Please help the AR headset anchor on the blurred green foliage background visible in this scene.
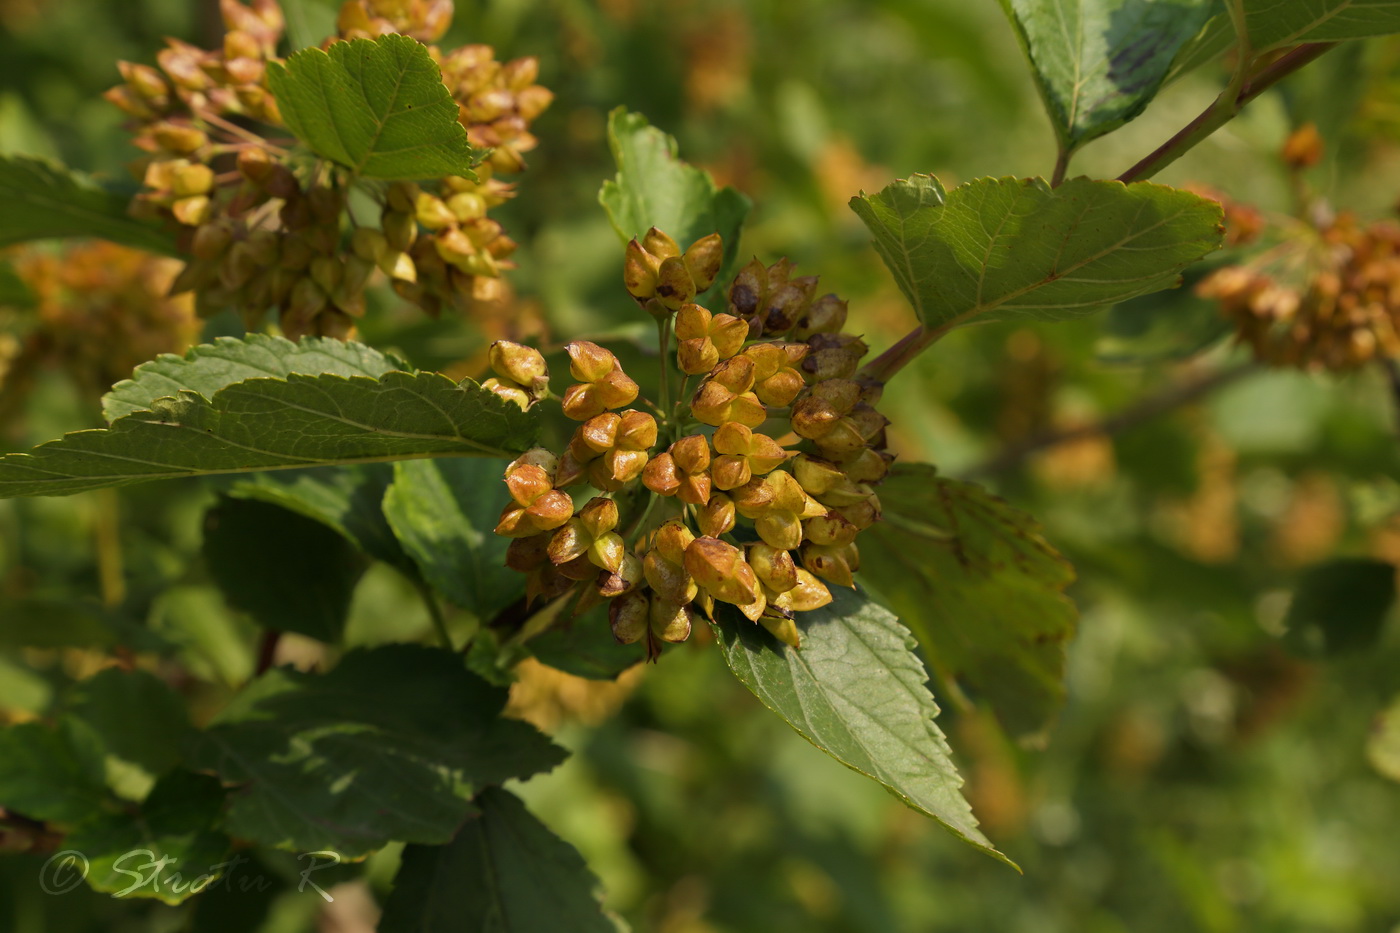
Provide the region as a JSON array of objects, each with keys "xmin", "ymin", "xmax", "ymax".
[{"xmin": 2, "ymin": 1, "xmax": 1400, "ymax": 931}]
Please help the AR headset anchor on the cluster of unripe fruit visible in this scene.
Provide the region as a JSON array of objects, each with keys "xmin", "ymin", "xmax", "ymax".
[
  {"xmin": 0, "ymin": 242, "xmax": 200, "ymax": 416},
  {"xmin": 1190, "ymin": 134, "xmax": 1400, "ymax": 373},
  {"xmin": 1198, "ymin": 197, "xmax": 1400, "ymax": 372},
  {"xmin": 488, "ymin": 230, "xmax": 891, "ymax": 659},
  {"xmin": 106, "ymin": 0, "xmax": 550, "ymax": 338},
  {"xmin": 1201, "ymin": 210, "xmax": 1400, "ymax": 371}
]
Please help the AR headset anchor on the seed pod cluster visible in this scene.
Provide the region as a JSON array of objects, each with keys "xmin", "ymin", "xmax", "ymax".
[
  {"xmin": 493, "ymin": 230, "xmax": 891, "ymax": 660},
  {"xmin": 0, "ymin": 242, "xmax": 200, "ymax": 414},
  {"xmin": 336, "ymin": 0, "xmax": 453, "ymax": 42},
  {"xmin": 107, "ymin": 0, "xmax": 550, "ymax": 338},
  {"xmin": 1202, "ymin": 212, "xmax": 1400, "ymax": 371}
]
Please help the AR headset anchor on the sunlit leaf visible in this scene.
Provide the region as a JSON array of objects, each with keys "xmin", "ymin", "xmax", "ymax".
[
  {"xmin": 713, "ymin": 587, "xmax": 1010, "ymax": 865},
  {"xmin": 383, "ymin": 457, "xmax": 523, "ymax": 618},
  {"xmin": 0, "ymin": 369, "xmax": 538, "ymax": 498},
  {"xmin": 0, "ymin": 155, "xmax": 175, "ymax": 253},
  {"xmin": 599, "ymin": 108, "xmax": 750, "ymax": 296},
  {"xmin": 267, "ymin": 34, "xmax": 480, "ymax": 180},
  {"xmin": 999, "ymin": 0, "xmax": 1218, "ymax": 150},
  {"xmin": 849, "ymin": 174, "xmax": 1223, "ymax": 333},
  {"xmin": 858, "ymin": 467, "xmax": 1078, "ymax": 737},
  {"xmin": 103, "ymin": 334, "xmax": 404, "ymax": 422}
]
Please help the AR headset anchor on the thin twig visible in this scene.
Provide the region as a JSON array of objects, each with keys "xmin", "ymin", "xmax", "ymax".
[
  {"xmin": 1050, "ymin": 147, "xmax": 1071, "ymax": 187},
  {"xmin": 93, "ymin": 488, "xmax": 125, "ymax": 608},
  {"xmin": 860, "ymin": 322, "xmax": 949, "ymax": 385},
  {"xmin": 965, "ymin": 361, "xmax": 1258, "ymax": 478},
  {"xmin": 255, "ymin": 630, "xmax": 281, "ymax": 675},
  {"xmin": 418, "ymin": 584, "xmax": 454, "ymax": 650}
]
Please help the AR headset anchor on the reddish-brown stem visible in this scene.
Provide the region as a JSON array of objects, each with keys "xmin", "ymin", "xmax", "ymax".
[
  {"xmin": 1119, "ymin": 43, "xmax": 1337, "ymax": 184},
  {"xmin": 255, "ymin": 629, "xmax": 281, "ymax": 674},
  {"xmin": 1050, "ymin": 147, "xmax": 1071, "ymax": 187},
  {"xmin": 965, "ymin": 361, "xmax": 1258, "ymax": 477},
  {"xmin": 859, "ymin": 323, "xmax": 948, "ymax": 385}
]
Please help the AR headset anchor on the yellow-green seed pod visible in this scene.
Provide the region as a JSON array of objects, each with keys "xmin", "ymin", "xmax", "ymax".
[
  {"xmin": 771, "ymin": 569, "xmax": 833, "ymax": 613},
  {"xmin": 588, "ymin": 532, "xmax": 627, "ymax": 573},
  {"xmin": 624, "ymin": 238, "xmax": 660, "ymax": 301},
  {"xmin": 489, "ymin": 340, "xmax": 548, "ymax": 390},
  {"xmin": 643, "ymin": 548, "xmax": 698, "ymax": 605},
  {"xmin": 642, "ymin": 227, "xmax": 680, "ymax": 259},
  {"xmin": 749, "ymin": 543, "xmax": 799, "ymax": 594},
  {"xmin": 382, "ymin": 210, "xmax": 418, "ymax": 252},
  {"xmin": 683, "ymin": 233, "xmax": 723, "ymax": 293},
  {"xmin": 610, "ymin": 591, "xmax": 649, "ymax": 644},
  {"xmin": 642, "ymin": 453, "xmax": 681, "ymax": 497},
  {"xmin": 597, "ymin": 552, "xmax": 644, "ymax": 598},
  {"xmin": 804, "ymin": 511, "xmax": 859, "ymax": 548},
  {"xmin": 683, "ymin": 537, "xmax": 759, "ymax": 608},
  {"xmin": 794, "ymin": 293, "xmax": 848, "ymax": 338},
  {"xmin": 415, "ymin": 192, "xmax": 459, "ymax": 230},
  {"xmin": 547, "ymin": 518, "xmax": 591, "ymax": 565},
  {"xmin": 697, "ymin": 493, "xmax": 737, "ymax": 537},
  {"xmin": 760, "ymin": 613, "xmax": 801, "ymax": 648},
  {"xmin": 802, "ymin": 542, "xmax": 859, "ymax": 588},
  {"xmin": 649, "ymin": 598, "xmax": 694, "ymax": 644},
  {"xmin": 655, "ymin": 256, "xmax": 696, "ymax": 312},
  {"xmin": 653, "ymin": 520, "xmax": 695, "ymax": 565}
]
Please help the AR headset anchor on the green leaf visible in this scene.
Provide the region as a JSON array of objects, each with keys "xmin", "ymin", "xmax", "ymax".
[
  {"xmin": 202, "ymin": 496, "xmax": 365, "ymax": 642},
  {"xmin": 999, "ymin": 0, "xmax": 1218, "ymax": 151},
  {"xmin": 383, "ymin": 458, "xmax": 522, "ymax": 618},
  {"xmin": 599, "ymin": 108, "xmax": 751, "ymax": 294},
  {"xmin": 103, "ymin": 334, "xmax": 404, "ymax": 422},
  {"xmin": 185, "ymin": 644, "xmax": 565, "ymax": 858},
  {"xmin": 0, "ymin": 155, "xmax": 176, "ymax": 253},
  {"xmin": 1283, "ymin": 558, "xmax": 1397, "ymax": 657},
  {"xmin": 849, "ymin": 174, "xmax": 1224, "ymax": 334},
  {"xmin": 1244, "ymin": 0, "xmax": 1400, "ymax": 51},
  {"xmin": 379, "ymin": 787, "xmax": 621, "ymax": 933},
  {"xmin": 0, "ymin": 369, "xmax": 539, "ymax": 499},
  {"xmin": 857, "ymin": 468, "xmax": 1078, "ymax": 738},
  {"xmin": 282, "ymin": 0, "xmax": 339, "ymax": 51},
  {"xmin": 102, "ymin": 336, "xmax": 417, "ymax": 567},
  {"xmin": 226, "ymin": 464, "xmax": 416, "ymax": 572},
  {"xmin": 712, "ymin": 587, "xmax": 1009, "ymax": 865},
  {"xmin": 267, "ymin": 34, "xmax": 479, "ymax": 180},
  {"xmin": 65, "ymin": 668, "xmax": 193, "ymax": 776},
  {"xmin": 0, "ymin": 720, "xmax": 110, "ymax": 823},
  {"xmin": 1368, "ymin": 694, "xmax": 1400, "ymax": 782},
  {"xmin": 66, "ymin": 770, "xmax": 231, "ymax": 905}
]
